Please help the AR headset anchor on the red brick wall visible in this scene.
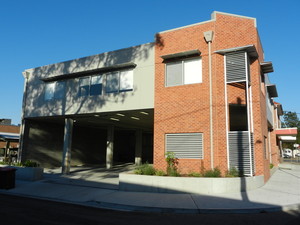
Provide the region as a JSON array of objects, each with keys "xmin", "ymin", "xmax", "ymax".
[
  {"xmin": 154, "ymin": 12, "xmax": 272, "ymax": 179},
  {"xmin": 154, "ymin": 20, "xmax": 214, "ymax": 174},
  {"xmin": 0, "ymin": 125, "xmax": 20, "ymax": 148}
]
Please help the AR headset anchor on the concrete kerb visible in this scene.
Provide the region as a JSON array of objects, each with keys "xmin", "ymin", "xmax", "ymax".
[
  {"xmin": 1, "ymin": 164, "xmax": 300, "ymax": 214},
  {"xmin": 3, "ymin": 188, "xmax": 300, "ymax": 215}
]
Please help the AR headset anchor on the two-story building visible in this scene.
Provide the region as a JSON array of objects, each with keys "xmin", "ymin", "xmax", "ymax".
[{"xmin": 19, "ymin": 11, "xmax": 290, "ymax": 181}]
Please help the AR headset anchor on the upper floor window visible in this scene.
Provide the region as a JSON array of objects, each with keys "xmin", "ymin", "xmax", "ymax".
[
  {"xmin": 79, "ymin": 75, "xmax": 103, "ymax": 97},
  {"xmin": 45, "ymin": 81, "xmax": 66, "ymax": 100},
  {"xmin": 106, "ymin": 69, "xmax": 133, "ymax": 93},
  {"xmin": 165, "ymin": 57, "xmax": 202, "ymax": 87}
]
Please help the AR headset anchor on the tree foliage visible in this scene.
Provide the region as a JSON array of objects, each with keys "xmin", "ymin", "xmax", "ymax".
[{"xmin": 281, "ymin": 111, "xmax": 300, "ymax": 147}]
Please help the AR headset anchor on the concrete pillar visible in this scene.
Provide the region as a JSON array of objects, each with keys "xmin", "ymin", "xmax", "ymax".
[
  {"xmin": 17, "ymin": 119, "xmax": 26, "ymax": 162},
  {"xmin": 4, "ymin": 141, "xmax": 10, "ymax": 159},
  {"xmin": 106, "ymin": 125, "xmax": 114, "ymax": 169},
  {"xmin": 62, "ymin": 118, "xmax": 73, "ymax": 174},
  {"xmin": 135, "ymin": 129, "xmax": 143, "ymax": 165}
]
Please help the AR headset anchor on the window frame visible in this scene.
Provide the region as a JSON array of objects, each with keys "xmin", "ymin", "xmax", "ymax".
[
  {"xmin": 78, "ymin": 74, "xmax": 103, "ymax": 97},
  {"xmin": 44, "ymin": 81, "xmax": 66, "ymax": 101},
  {"xmin": 105, "ymin": 69, "xmax": 134, "ymax": 93},
  {"xmin": 90, "ymin": 75, "xmax": 103, "ymax": 96},
  {"xmin": 165, "ymin": 57, "xmax": 202, "ymax": 87}
]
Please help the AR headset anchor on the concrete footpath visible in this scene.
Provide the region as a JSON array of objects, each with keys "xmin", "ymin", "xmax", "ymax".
[{"xmin": 0, "ymin": 163, "xmax": 300, "ymax": 214}]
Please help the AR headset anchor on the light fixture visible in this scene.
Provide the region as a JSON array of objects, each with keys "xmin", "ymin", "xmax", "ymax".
[
  {"xmin": 110, "ymin": 118, "xmax": 120, "ymax": 121},
  {"xmin": 131, "ymin": 116, "xmax": 140, "ymax": 120},
  {"xmin": 116, "ymin": 113, "xmax": 125, "ymax": 117},
  {"xmin": 140, "ymin": 111, "xmax": 149, "ymax": 115},
  {"xmin": 94, "ymin": 115, "xmax": 100, "ymax": 117}
]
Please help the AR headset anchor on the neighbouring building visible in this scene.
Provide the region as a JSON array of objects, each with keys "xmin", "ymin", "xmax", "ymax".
[
  {"xmin": 19, "ymin": 11, "xmax": 296, "ymax": 181},
  {"xmin": 0, "ymin": 120, "xmax": 20, "ymax": 161}
]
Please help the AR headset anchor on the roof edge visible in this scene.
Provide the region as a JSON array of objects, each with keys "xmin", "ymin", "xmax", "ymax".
[{"xmin": 211, "ymin": 11, "xmax": 257, "ymax": 27}]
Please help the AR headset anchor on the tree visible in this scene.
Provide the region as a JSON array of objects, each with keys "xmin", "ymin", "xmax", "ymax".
[{"xmin": 281, "ymin": 111, "xmax": 300, "ymax": 148}]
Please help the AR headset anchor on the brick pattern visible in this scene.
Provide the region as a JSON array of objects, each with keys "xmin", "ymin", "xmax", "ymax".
[{"xmin": 154, "ymin": 12, "xmax": 276, "ymax": 180}]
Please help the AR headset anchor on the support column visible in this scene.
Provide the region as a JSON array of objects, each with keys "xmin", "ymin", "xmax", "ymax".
[
  {"xmin": 106, "ymin": 125, "xmax": 114, "ymax": 169},
  {"xmin": 135, "ymin": 129, "xmax": 143, "ymax": 165},
  {"xmin": 17, "ymin": 119, "xmax": 26, "ymax": 163},
  {"xmin": 4, "ymin": 141, "xmax": 10, "ymax": 159},
  {"xmin": 62, "ymin": 118, "xmax": 73, "ymax": 174}
]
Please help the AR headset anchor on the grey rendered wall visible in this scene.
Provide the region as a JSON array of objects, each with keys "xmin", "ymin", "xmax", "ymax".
[
  {"xmin": 22, "ymin": 120, "xmax": 64, "ymax": 167},
  {"xmin": 22, "ymin": 120, "xmax": 109, "ymax": 167},
  {"xmin": 23, "ymin": 43, "xmax": 154, "ymax": 118}
]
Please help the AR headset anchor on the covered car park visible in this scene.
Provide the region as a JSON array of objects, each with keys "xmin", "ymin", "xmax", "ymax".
[{"xmin": 20, "ymin": 109, "xmax": 154, "ymax": 172}]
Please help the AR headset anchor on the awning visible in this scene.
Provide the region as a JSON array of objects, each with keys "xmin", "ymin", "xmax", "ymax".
[
  {"xmin": 278, "ymin": 136, "xmax": 297, "ymax": 142},
  {"xmin": 267, "ymin": 84, "xmax": 278, "ymax": 98},
  {"xmin": 260, "ymin": 61, "xmax": 274, "ymax": 73},
  {"xmin": 161, "ymin": 49, "xmax": 201, "ymax": 60},
  {"xmin": 215, "ymin": 45, "xmax": 258, "ymax": 59},
  {"xmin": 275, "ymin": 128, "xmax": 298, "ymax": 143},
  {"xmin": 0, "ymin": 132, "xmax": 20, "ymax": 142},
  {"xmin": 274, "ymin": 102, "xmax": 283, "ymax": 116},
  {"xmin": 40, "ymin": 62, "xmax": 137, "ymax": 82}
]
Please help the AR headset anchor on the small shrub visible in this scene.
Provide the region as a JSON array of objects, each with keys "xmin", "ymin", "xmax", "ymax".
[
  {"xmin": 188, "ymin": 172, "xmax": 202, "ymax": 177},
  {"xmin": 134, "ymin": 163, "xmax": 156, "ymax": 175},
  {"xmin": 13, "ymin": 162, "xmax": 23, "ymax": 167},
  {"xmin": 0, "ymin": 159, "xmax": 39, "ymax": 167},
  {"xmin": 22, "ymin": 160, "xmax": 39, "ymax": 167},
  {"xmin": 155, "ymin": 170, "xmax": 166, "ymax": 176},
  {"xmin": 270, "ymin": 163, "xmax": 274, "ymax": 169},
  {"xmin": 203, "ymin": 167, "xmax": 221, "ymax": 177},
  {"xmin": 226, "ymin": 167, "xmax": 240, "ymax": 177},
  {"xmin": 168, "ymin": 168, "xmax": 181, "ymax": 177},
  {"xmin": 165, "ymin": 152, "xmax": 179, "ymax": 176}
]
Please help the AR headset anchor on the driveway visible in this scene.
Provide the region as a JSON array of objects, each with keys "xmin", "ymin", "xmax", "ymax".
[{"xmin": 43, "ymin": 163, "xmax": 135, "ymax": 190}]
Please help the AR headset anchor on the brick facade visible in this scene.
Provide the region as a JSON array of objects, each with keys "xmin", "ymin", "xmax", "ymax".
[{"xmin": 154, "ymin": 12, "xmax": 277, "ymax": 180}]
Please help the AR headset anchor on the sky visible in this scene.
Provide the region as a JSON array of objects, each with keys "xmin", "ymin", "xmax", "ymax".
[{"xmin": 0, "ymin": 0, "xmax": 300, "ymax": 125}]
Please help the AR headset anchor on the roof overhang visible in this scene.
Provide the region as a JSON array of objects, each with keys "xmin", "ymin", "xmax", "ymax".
[
  {"xmin": 260, "ymin": 61, "xmax": 274, "ymax": 73},
  {"xmin": 0, "ymin": 132, "xmax": 20, "ymax": 142},
  {"xmin": 161, "ymin": 49, "xmax": 201, "ymax": 61},
  {"xmin": 214, "ymin": 45, "xmax": 258, "ymax": 59},
  {"xmin": 276, "ymin": 128, "xmax": 298, "ymax": 143},
  {"xmin": 275, "ymin": 128, "xmax": 298, "ymax": 136},
  {"xmin": 267, "ymin": 84, "xmax": 278, "ymax": 98},
  {"xmin": 278, "ymin": 136, "xmax": 297, "ymax": 142},
  {"xmin": 274, "ymin": 102, "xmax": 283, "ymax": 116}
]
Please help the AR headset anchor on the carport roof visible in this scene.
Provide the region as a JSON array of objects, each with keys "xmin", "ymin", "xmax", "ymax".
[
  {"xmin": 0, "ymin": 132, "xmax": 20, "ymax": 142},
  {"xmin": 27, "ymin": 109, "xmax": 154, "ymax": 132}
]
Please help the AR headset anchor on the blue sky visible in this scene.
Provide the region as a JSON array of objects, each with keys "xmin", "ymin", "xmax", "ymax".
[{"xmin": 1, "ymin": 0, "xmax": 299, "ymax": 125}]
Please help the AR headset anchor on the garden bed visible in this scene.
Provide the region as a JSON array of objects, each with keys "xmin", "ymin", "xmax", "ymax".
[{"xmin": 119, "ymin": 173, "xmax": 264, "ymax": 194}]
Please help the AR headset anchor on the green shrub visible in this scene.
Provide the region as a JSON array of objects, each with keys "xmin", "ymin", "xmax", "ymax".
[
  {"xmin": 22, "ymin": 160, "xmax": 39, "ymax": 167},
  {"xmin": 0, "ymin": 159, "xmax": 39, "ymax": 167},
  {"xmin": 188, "ymin": 172, "xmax": 202, "ymax": 177},
  {"xmin": 134, "ymin": 163, "xmax": 156, "ymax": 175},
  {"xmin": 203, "ymin": 167, "xmax": 221, "ymax": 177},
  {"xmin": 165, "ymin": 152, "xmax": 179, "ymax": 176},
  {"xmin": 168, "ymin": 168, "xmax": 181, "ymax": 177},
  {"xmin": 225, "ymin": 167, "xmax": 240, "ymax": 177},
  {"xmin": 155, "ymin": 170, "xmax": 166, "ymax": 176},
  {"xmin": 270, "ymin": 163, "xmax": 274, "ymax": 169}
]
